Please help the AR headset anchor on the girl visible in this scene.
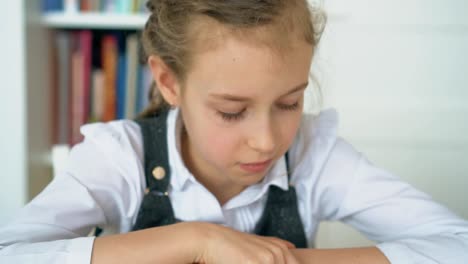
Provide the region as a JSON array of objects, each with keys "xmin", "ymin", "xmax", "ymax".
[{"xmin": 1, "ymin": 0, "xmax": 468, "ymax": 263}]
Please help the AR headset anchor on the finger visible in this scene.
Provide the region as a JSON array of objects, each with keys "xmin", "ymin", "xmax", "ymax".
[
  {"xmin": 268, "ymin": 237, "xmax": 298, "ymax": 264},
  {"xmin": 285, "ymin": 251, "xmax": 301, "ymax": 264},
  {"xmin": 258, "ymin": 237, "xmax": 291, "ymax": 264},
  {"xmin": 265, "ymin": 238, "xmax": 300, "ymax": 264},
  {"xmin": 247, "ymin": 236, "xmax": 284, "ymax": 264},
  {"xmin": 263, "ymin": 236, "xmax": 296, "ymax": 249},
  {"xmin": 270, "ymin": 237, "xmax": 296, "ymax": 249}
]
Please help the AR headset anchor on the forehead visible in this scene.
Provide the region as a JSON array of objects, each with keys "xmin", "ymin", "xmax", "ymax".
[
  {"xmin": 185, "ymin": 33, "xmax": 313, "ymax": 96},
  {"xmin": 187, "ymin": 15, "xmax": 312, "ymax": 66}
]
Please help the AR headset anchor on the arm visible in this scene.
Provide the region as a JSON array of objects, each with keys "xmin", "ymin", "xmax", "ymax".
[
  {"xmin": 293, "ymin": 247, "xmax": 389, "ymax": 264},
  {"xmin": 0, "ymin": 171, "xmax": 105, "ymax": 264},
  {"xmin": 0, "ymin": 122, "xmax": 146, "ymax": 263},
  {"xmin": 315, "ymin": 138, "xmax": 468, "ymax": 263},
  {"xmin": 91, "ymin": 224, "xmax": 390, "ymax": 264},
  {"xmin": 91, "ymin": 223, "xmax": 390, "ymax": 264},
  {"xmin": 91, "ymin": 222, "xmax": 198, "ymax": 264},
  {"xmin": 92, "ymin": 221, "xmax": 302, "ymax": 264}
]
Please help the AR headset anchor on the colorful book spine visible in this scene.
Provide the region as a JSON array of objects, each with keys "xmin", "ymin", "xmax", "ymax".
[
  {"xmin": 140, "ymin": 65, "xmax": 153, "ymax": 112},
  {"xmin": 116, "ymin": 46, "xmax": 127, "ymax": 119},
  {"xmin": 125, "ymin": 34, "xmax": 139, "ymax": 119},
  {"xmin": 92, "ymin": 0, "xmax": 102, "ymax": 12},
  {"xmin": 51, "ymin": 31, "xmax": 152, "ymax": 144},
  {"xmin": 42, "ymin": 0, "xmax": 63, "ymax": 12},
  {"xmin": 80, "ymin": 0, "xmax": 91, "ymax": 12},
  {"xmin": 102, "ymin": 0, "xmax": 117, "ymax": 13},
  {"xmin": 49, "ymin": 31, "xmax": 59, "ymax": 145},
  {"xmin": 70, "ymin": 32, "xmax": 83, "ymax": 146},
  {"xmin": 91, "ymin": 69, "xmax": 105, "ymax": 122},
  {"xmin": 101, "ymin": 35, "xmax": 118, "ymax": 122},
  {"xmin": 63, "ymin": 0, "xmax": 79, "ymax": 13},
  {"xmin": 42, "ymin": 0, "xmax": 147, "ymax": 13},
  {"xmin": 80, "ymin": 31, "xmax": 92, "ymax": 124},
  {"xmin": 55, "ymin": 31, "xmax": 71, "ymax": 145},
  {"xmin": 117, "ymin": 0, "xmax": 130, "ymax": 14}
]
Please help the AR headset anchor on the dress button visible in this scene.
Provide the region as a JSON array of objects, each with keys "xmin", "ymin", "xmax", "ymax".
[{"xmin": 152, "ymin": 166, "xmax": 166, "ymax": 180}]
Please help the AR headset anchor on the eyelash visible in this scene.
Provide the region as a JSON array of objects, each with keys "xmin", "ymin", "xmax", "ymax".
[{"xmin": 218, "ymin": 102, "xmax": 300, "ymax": 122}]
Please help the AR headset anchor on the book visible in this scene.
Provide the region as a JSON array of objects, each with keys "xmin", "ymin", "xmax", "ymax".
[
  {"xmin": 80, "ymin": 30, "xmax": 92, "ymax": 124},
  {"xmin": 125, "ymin": 34, "xmax": 139, "ymax": 119},
  {"xmin": 51, "ymin": 30, "xmax": 152, "ymax": 142},
  {"xmin": 70, "ymin": 32, "xmax": 84, "ymax": 145},
  {"xmin": 55, "ymin": 31, "xmax": 71, "ymax": 144},
  {"xmin": 63, "ymin": 0, "xmax": 79, "ymax": 13},
  {"xmin": 141, "ymin": 65, "xmax": 153, "ymax": 112},
  {"xmin": 80, "ymin": 0, "xmax": 91, "ymax": 12},
  {"xmin": 137, "ymin": 64, "xmax": 152, "ymax": 113},
  {"xmin": 42, "ymin": 0, "xmax": 63, "ymax": 12},
  {"xmin": 91, "ymin": 0, "xmax": 102, "ymax": 12},
  {"xmin": 91, "ymin": 69, "xmax": 105, "ymax": 121},
  {"xmin": 116, "ymin": 35, "xmax": 127, "ymax": 120},
  {"xmin": 42, "ymin": 0, "xmax": 147, "ymax": 13},
  {"xmin": 49, "ymin": 31, "xmax": 59, "ymax": 145},
  {"xmin": 102, "ymin": 0, "xmax": 117, "ymax": 13},
  {"xmin": 117, "ymin": 0, "xmax": 131, "ymax": 14},
  {"xmin": 68, "ymin": 31, "xmax": 92, "ymax": 146},
  {"xmin": 101, "ymin": 35, "xmax": 118, "ymax": 121}
]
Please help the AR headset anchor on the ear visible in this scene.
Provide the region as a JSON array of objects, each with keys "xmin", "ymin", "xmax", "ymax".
[{"xmin": 148, "ymin": 55, "xmax": 182, "ymax": 107}]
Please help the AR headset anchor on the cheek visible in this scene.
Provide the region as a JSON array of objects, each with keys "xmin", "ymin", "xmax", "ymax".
[
  {"xmin": 205, "ymin": 127, "xmax": 240, "ymax": 163},
  {"xmin": 274, "ymin": 111, "xmax": 302, "ymax": 151},
  {"xmin": 185, "ymin": 107, "xmax": 244, "ymax": 166}
]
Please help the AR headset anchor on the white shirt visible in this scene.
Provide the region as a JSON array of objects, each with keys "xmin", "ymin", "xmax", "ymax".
[{"xmin": 1, "ymin": 108, "xmax": 467, "ymax": 264}]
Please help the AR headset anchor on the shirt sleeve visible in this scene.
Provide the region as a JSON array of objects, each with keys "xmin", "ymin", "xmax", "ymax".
[
  {"xmin": 0, "ymin": 121, "xmax": 145, "ymax": 264},
  {"xmin": 319, "ymin": 138, "xmax": 468, "ymax": 263}
]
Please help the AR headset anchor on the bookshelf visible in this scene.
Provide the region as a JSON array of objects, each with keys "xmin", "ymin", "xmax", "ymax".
[
  {"xmin": 41, "ymin": 12, "xmax": 149, "ymax": 29},
  {"xmin": 6, "ymin": 1, "xmax": 150, "ymax": 207}
]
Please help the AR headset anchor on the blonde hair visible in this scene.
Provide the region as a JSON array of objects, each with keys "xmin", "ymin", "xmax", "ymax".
[{"xmin": 139, "ymin": 0, "xmax": 326, "ymax": 118}]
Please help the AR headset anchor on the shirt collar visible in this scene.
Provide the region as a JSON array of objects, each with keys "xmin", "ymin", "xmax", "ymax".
[
  {"xmin": 223, "ymin": 155, "xmax": 289, "ymax": 210},
  {"xmin": 166, "ymin": 108, "xmax": 289, "ymax": 207}
]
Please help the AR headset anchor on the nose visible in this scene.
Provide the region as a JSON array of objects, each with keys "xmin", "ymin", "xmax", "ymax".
[{"xmin": 247, "ymin": 115, "xmax": 276, "ymax": 154}]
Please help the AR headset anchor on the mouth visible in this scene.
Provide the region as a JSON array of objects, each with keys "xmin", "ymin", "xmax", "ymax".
[{"xmin": 239, "ymin": 159, "xmax": 273, "ymax": 174}]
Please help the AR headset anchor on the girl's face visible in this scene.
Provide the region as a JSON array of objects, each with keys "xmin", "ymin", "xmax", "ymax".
[{"xmin": 179, "ymin": 35, "xmax": 314, "ymax": 191}]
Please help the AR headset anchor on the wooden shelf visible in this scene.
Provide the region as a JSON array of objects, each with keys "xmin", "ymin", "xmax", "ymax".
[{"xmin": 41, "ymin": 12, "xmax": 149, "ymax": 29}]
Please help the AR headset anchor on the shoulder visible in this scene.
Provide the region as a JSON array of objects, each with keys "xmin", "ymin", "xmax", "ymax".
[
  {"xmin": 79, "ymin": 119, "xmax": 143, "ymax": 160},
  {"xmin": 290, "ymin": 109, "xmax": 365, "ymax": 219},
  {"xmin": 66, "ymin": 119, "xmax": 146, "ymax": 193},
  {"xmin": 290, "ymin": 108, "xmax": 345, "ymax": 170},
  {"xmin": 39, "ymin": 120, "xmax": 147, "ymax": 231},
  {"xmin": 290, "ymin": 108, "xmax": 362, "ymax": 189}
]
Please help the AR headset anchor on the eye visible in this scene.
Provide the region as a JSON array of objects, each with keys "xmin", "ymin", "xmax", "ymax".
[
  {"xmin": 217, "ymin": 109, "xmax": 246, "ymax": 122},
  {"xmin": 278, "ymin": 101, "xmax": 300, "ymax": 111}
]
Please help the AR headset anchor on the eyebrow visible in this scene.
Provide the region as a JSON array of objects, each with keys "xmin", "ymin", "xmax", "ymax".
[{"xmin": 210, "ymin": 82, "xmax": 309, "ymax": 102}]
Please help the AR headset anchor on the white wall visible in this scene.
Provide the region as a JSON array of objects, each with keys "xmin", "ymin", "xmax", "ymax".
[
  {"xmin": 310, "ymin": 0, "xmax": 468, "ymax": 248},
  {"xmin": 0, "ymin": 2, "xmax": 27, "ymax": 225}
]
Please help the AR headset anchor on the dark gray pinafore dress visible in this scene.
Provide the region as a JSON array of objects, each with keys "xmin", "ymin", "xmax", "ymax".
[{"xmin": 131, "ymin": 109, "xmax": 308, "ymax": 248}]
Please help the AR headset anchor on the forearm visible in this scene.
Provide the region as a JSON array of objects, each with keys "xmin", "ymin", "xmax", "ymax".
[
  {"xmin": 91, "ymin": 222, "xmax": 198, "ymax": 264},
  {"xmin": 292, "ymin": 247, "xmax": 390, "ymax": 264}
]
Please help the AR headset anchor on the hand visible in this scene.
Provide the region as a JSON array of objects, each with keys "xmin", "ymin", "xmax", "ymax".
[{"xmin": 190, "ymin": 222, "xmax": 300, "ymax": 264}]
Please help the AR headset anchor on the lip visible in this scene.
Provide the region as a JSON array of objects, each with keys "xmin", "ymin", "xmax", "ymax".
[{"xmin": 239, "ymin": 159, "xmax": 272, "ymax": 174}]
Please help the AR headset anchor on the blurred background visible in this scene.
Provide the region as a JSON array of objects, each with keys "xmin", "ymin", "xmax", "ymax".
[{"xmin": 0, "ymin": 0, "xmax": 467, "ymax": 248}]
